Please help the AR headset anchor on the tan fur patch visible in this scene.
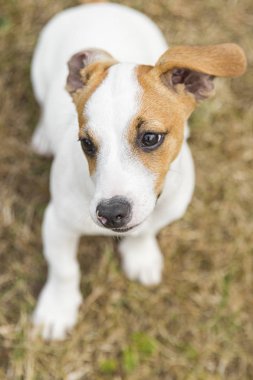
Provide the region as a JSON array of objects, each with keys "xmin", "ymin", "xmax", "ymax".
[
  {"xmin": 79, "ymin": 130, "xmax": 100, "ymax": 176},
  {"xmin": 128, "ymin": 65, "xmax": 196, "ymax": 195},
  {"xmin": 156, "ymin": 43, "xmax": 247, "ymax": 78},
  {"xmin": 71, "ymin": 60, "xmax": 116, "ymax": 175},
  {"xmin": 129, "ymin": 43, "xmax": 246, "ymax": 195}
]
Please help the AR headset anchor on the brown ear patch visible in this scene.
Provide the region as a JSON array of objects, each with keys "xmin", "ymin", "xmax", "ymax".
[
  {"xmin": 156, "ymin": 43, "xmax": 247, "ymax": 102},
  {"xmin": 66, "ymin": 48, "xmax": 115, "ymax": 96},
  {"xmin": 156, "ymin": 43, "xmax": 247, "ymax": 78}
]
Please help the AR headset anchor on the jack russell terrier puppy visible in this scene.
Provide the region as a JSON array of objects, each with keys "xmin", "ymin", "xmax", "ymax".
[{"xmin": 31, "ymin": 2, "xmax": 246, "ymax": 339}]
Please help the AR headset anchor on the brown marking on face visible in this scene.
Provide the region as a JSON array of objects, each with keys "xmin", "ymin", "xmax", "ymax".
[
  {"xmin": 128, "ymin": 65, "xmax": 196, "ymax": 195},
  {"xmin": 71, "ymin": 60, "xmax": 116, "ymax": 175},
  {"xmin": 73, "ymin": 61, "xmax": 115, "ymax": 126},
  {"xmin": 129, "ymin": 44, "xmax": 246, "ymax": 195},
  {"xmin": 79, "ymin": 129, "xmax": 99, "ymax": 175}
]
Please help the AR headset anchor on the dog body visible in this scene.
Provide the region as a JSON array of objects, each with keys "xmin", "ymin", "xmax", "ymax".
[{"xmin": 31, "ymin": 3, "xmax": 246, "ymax": 339}]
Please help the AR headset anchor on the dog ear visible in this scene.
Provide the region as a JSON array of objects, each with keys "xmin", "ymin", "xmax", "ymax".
[
  {"xmin": 66, "ymin": 48, "xmax": 115, "ymax": 95},
  {"xmin": 155, "ymin": 43, "xmax": 247, "ymax": 101}
]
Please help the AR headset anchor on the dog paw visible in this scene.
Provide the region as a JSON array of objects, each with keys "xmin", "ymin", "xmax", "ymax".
[
  {"xmin": 32, "ymin": 283, "xmax": 82, "ymax": 340},
  {"xmin": 119, "ymin": 236, "xmax": 163, "ymax": 286},
  {"xmin": 123, "ymin": 257, "xmax": 162, "ymax": 286}
]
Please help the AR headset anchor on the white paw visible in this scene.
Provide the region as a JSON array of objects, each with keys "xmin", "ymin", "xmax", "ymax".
[
  {"xmin": 119, "ymin": 236, "xmax": 163, "ymax": 286},
  {"xmin": 32, "ymin": 282, "xmax": 82, "ymax": 340},
  {"xmin": 31, "ymin": 125, "xmax": 52, "ymax": 156}
]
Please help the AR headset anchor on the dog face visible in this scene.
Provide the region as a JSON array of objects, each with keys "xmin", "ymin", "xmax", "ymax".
[{"xmin": 66, "ymin": 44, "xmax": 246, "ymax": 232}]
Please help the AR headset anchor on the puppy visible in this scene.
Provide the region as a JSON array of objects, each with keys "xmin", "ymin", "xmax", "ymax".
[{"xmin": 31, "ymin": 2, "xmax": 246, "ymax": 339}]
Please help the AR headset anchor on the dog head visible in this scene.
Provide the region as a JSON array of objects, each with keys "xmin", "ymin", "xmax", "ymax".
[{"xmin": 66, "ymin": 44, "xmax": 246, "ymax": 232}]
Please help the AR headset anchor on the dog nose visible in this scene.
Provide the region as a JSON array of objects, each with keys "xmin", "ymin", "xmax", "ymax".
[{"xmin": 96, "ymin": 196, "xmax": 132, "ymax": 229}]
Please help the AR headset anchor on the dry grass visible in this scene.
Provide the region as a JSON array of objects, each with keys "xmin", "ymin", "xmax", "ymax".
[{"xmin": 0, "ymin": 0, "xmax": 253, "ymax": 379}]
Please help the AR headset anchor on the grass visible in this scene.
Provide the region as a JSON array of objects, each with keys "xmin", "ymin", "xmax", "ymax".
[{"xmin": 0, "ymin": 0, "xmax": 253, "ymax": 379}]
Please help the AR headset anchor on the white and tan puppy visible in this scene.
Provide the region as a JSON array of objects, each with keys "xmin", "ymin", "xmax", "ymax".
[{"xmin": 31, "ymin": 2, "xmax": 246, "ymax": 339}]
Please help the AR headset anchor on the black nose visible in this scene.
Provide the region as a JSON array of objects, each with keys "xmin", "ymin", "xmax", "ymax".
[{"xmin": 96, "ymin": 196, "xmax": 132, "ymax": 229}]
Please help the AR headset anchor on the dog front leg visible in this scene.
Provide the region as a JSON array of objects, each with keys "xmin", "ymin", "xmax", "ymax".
[
  {"xmin": 33, "ymin": 203, "xmax": 82, "ymax": 340},
  {"xmin": 119, "ymin": 235, "xmax": 163, "ymax": 286}
]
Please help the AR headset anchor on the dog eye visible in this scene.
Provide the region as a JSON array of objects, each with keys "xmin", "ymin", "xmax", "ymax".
[
  {"xmin": 80, "ymin": 137, "xmax": 96, "ymax": 156},
  {"xmin": 139, "ymin": 132, "xmax": 165, "ymax": 151}
]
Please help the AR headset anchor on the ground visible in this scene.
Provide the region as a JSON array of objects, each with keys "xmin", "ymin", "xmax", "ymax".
[{"xmin": 0, "ymin": 0, "xmax": 253, "ymax": 379}]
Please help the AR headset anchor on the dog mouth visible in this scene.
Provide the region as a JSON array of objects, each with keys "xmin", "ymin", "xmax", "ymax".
[{"xmin": 111, "ymin": 224, "xmax": 138, "ymax": 233}]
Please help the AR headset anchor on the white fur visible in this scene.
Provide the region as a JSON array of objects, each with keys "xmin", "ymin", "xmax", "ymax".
[{"xmin": 31, "ymin": 3, "xmax": 195, "ymax": 340}]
